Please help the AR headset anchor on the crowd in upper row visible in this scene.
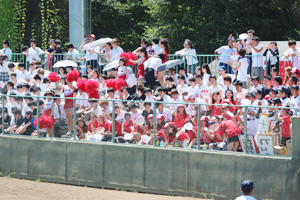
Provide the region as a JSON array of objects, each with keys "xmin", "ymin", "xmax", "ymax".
[{"xmin": 0, "ymin": 29, "xmax": 298, "ymax": 151}]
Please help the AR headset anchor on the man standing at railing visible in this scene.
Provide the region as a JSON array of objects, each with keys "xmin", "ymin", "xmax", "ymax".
[
  {"xmin": 214, "ymin": 36, "xmax": 237, "ymax": 74},
  {"xmin": 79, "ymin": 34, "xmax": 99, "ymax": 70},
  {"xmin": 45, "ymin": 39, "xmax": 63, "ymax": 68},
  {"xmin": 247, "ymin": 37, "xmax": 264, "ymax": 83},
  {"xmin": 283, "ymin": 40, "xmax": 299, "ymax": 69}
]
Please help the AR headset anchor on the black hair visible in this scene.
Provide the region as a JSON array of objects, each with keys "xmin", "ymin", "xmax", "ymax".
[
  {"xmin": 144, "ymin": 88, "xmax": 152, "ymax": 93},
  {"xmin": 165, "ymin": 75, "xmax": 173, "ymax": 82},
  {"xmin": 270, "ymin": 41, "xmax": 277, "ymax": 46},
  {"xmin": 288, "ymin": 40, "xmax": 296, "ymax": 46},
  {"xmin": 271, "ymin": 67, "xmax": 278, "ymax": 73},
  {"xmin": 119, "ymin": 58, "xmax": 126, "ymax": 66},
  {"xmin": 66, "ymin": 43, "xmax": 74, "ymax": 49},
  {"xmin": 152, "ymin": 37, "xmax": 159, "ymax": 44},
  {"xmin": 20, "ymin": 45, "xmax": 29, "ymax": 52},
  {"xmin": 209, "ymin": 75, "xmax": 217, "ymax": 80},
  {"xmin": 140, "ymin": 38, "xmax": 148, "ymax": 46},
  {"xmin": 234, "ymin": 80, "xmax": 243, "ymax": 86},
  {"xmin": 8, "ymin": 63, "xmax": 15, "ymax": 68},
  {"xmin": 238, "ymin": 48, "xmax": 246, "ymax": 57},
  {"xmin": 290, "ymin": 75, "xmax": 298, "ymax": 84},
  {"xmin": 200, "ymin": 63, "xmax": 212, "ymax": 75},
  {"xmin": 59, "ymin": 67, "xmax": 67, "ymax": 74},
  {"xmin": 159, "ymin": 38, "xmax": 169, "ymax": 53},
  {"xmin": 10, "ymin": 73, "xmax": 17, "ymax": 77},
  {"xmin": 140, "ymin": 46, "xmax": 148, "ymax": 59},
  {"xmin": 2, "ymin": 40, "xmax": 9, "ymax": 45},
  {"xmin": 247, "ymin": 29, "xmax": 255, "ymax": 35},
  {"xmin": 7, "ymin": 81, "xmax": 14, "ymax": 87},
  {"xmin": 12, "ymin": 108, "xmax": 21, "ymax": 115},
  {"xmin": 144, "ymin": 102, "xmax": 151, "ymax": 106},
  {"xmin": 100, "ymin": 74, "xmax": 107, "ymax": 79},
  {"xmin": 178, "ymin": 74, "xmax": 185, "ymax": 81},
  {"xmin": 33, "ymin": 74, "xmax": 41, "ymax": 80},
  {"xmin": 274, "ymin": 76, "xmax": 282, "ymax": 85},
  {"xmin": 251, "ymin": 76, "xmax": 259, "ymax": 81},
  {"xmin": 157, "ymin": 87, "xmax": 166, "ymax": 93},
  {"xmin": 264, "ymin": 75, "xmax": 271, "ymax": 80},
  {"xmin": 18, "ymin": 63, "xmax": 25, "ymax": 68},
  {"xmin": 196, "ymin": 75, "xmax": 203, "ymax": 79},
  {"xmin": 158, "ymin": 53, "xmax": 165, "ymax": 61},
  {"xmin": 189, "ymin": 76, "xmax": 196, "ymax": 82},
  {"xmin": 17, "ymin": 84, "xmax": 22, "ymax": 89},
  {"xmin": 30, "ymin": 38, "xmax": 37, "ymax": 44},
  {"xmin": 107, "ymin": 88, "xmax": 114, "ymax": 93},
  {"xmin": 224, "ymin": 75, "xmax": 232, "ymax": 83},
  {"xmin": 252, "ymin": 36, "xmax": 260, "ymax": 41},
  {"xmin": 225, "ymin": 89, "xmax": 234, "ymax": 102},
  {"xmin": 121, "ymin": 86, "xmax": 128, "ymax": 92}
]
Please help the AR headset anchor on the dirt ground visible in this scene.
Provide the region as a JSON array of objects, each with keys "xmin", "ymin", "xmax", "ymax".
[{"xmin": 0, "ymin": 177, "xmax": 206, "ymax": 200}]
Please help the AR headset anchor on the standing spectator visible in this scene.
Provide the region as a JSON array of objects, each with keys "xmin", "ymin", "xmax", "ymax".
[
  {"xmin": 214, "ymin": 36, "xmax": 237, "ymax": 74},
  {"xmin": 151, "ymin": 37, "xmax": 162, "ymax": 55},
  {"xmin": 130, "ymin": 47, "xmax": 148, "ymax": 86},
  {"xmin": 110, "ymin": 38, "xmax": 123, "ymax": 61},
  {"xmin": 21, "ymin": 45, "xmax": 40, "ymax": 67},
  {"xmin": 248, "ymin": 36, "xmax": 264, "ymax": 82},
  {"xmin": 283, "ymin": 40, "xmax": 299, "ymax": 69},
  {"xmin": 263, "ymin": 41, "xmax": 279, "ymax": 75},
  {"xmin": 0, "ymin": 55, "xmax": 9, "ymax": 82},
  {"xmin": 29, "ymin": 38, "xmax": 44, "ymax": 62},
  {"xmin": 0, "ymin": 40, "xmax": 12, "ymax": 61},
  {"xmin": 227, "ymin": 49, "xmax": 249, "ymax": 89},
  {"xmin": 235, "ymin": 180, "xmax": 256, "ymax": 200},
  {"xmin": 46, "ymin": 39, "xmax": 63, "ymax": 64},
  {"xmin": 79, "ymin": 34, "xmax": 99, "ymax": 70},
  {"xmin": 175, "ymin": 39, "xmax": 199, "ymax": 74},
  {"xmin": 66, "ymin": 43, "xmax": 80, "ymax": 62}
]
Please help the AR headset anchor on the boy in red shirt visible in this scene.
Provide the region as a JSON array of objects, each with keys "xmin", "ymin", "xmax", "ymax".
[{"xmin": 276, "ymin": 107, "xmax": 291, "ymax": 146}]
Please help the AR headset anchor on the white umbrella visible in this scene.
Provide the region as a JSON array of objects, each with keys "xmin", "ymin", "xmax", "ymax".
[
  {"xmin": 134, "ymin": 116, "xmax": 145, "ymax": 126},
  {"xmin": 89, "ymin": 38, "xmax": 112, "ymax": 48},
  {"xmin": 161, "ymin": 59, "xmax": 184, "ymax": 70},
  {"xmin": 209, "ymin": 124, "xmax": 219, "ymax": 132},
  {"xmin": 103, "ymin": 60, "xmax": 119, "ymax": 71},
  {"xmin": 53, "ymin": 60, "xmax": 77, "ymax": 68},
  {"xmin": 239, "ymin": 33, "xmax": 248, "ymax": 40}
]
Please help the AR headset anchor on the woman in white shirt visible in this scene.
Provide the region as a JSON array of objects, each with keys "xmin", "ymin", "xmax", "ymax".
[
  {"xmin": 175, "ymin": 39, "xmax": 199, "ymax": 74},
  {"xmin": 110, "ymin": 39, "xmax": 123, "ymax": 61}
]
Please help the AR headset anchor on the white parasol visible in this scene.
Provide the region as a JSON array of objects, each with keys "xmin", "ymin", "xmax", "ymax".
[
  {"xmin": 53, "ymin": 60, "xmax": 78, "ymax": 68},
  {"xmin": 89, "ymin": 38, "xmax": 112, "ymax": 48},
  {"xmin": 103, "ymin": 60, "xmax": 119, "ymax": 71}
]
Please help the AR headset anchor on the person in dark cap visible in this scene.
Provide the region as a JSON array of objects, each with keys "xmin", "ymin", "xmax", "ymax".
[
  {"xmin": 45, "ymin": 39, "xmax": 63, "ymax": 64},
  {"xmin": 268, "ymin": 88, "xmax": 278, "ymax": 100},
  {"xmin": 277, "ymin": 86, "xmax": 290, "ymax": 106},
  {"xmin": 235, "ymin": 180, "xmax": 256, "ymax": 200}
]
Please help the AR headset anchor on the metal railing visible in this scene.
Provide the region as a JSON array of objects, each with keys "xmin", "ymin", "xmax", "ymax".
[
  {"xmin": 0, "ymin": 94, "xmax": 295, "ymax": 157},
  {"xmin": 7, "ymin": 52, "xmax": 298, "ymax": 80}
]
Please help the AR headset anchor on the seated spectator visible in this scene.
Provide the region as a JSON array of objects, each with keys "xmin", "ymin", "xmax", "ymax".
[
  {"xmin": 208, "ymin": 75, "xmax": 222, "ymax": 97},
  {"xmin": 170, "ymin": 89, "xmax": 184, "ymax": 112},
  {"xmin": 173, "ymin": 104, "xmax": 189, "ymax": 129},
  {"xmin": 76, "ymin": 118, "xmax": 88, "ymax": 140},
  {"xmin": 250, "ymin": 76, "xmax": 262, "ymax": 92},
  {"xmin": 16, "ymin": 111, "xmax": 36, "ymax": 136},
  {"xmin": 5, "ymin": 108, "xmax": 24, "ymax": 134},
  {"xmin": 165, "ymin": 75, "xmax": 176, "ymax": 96}
]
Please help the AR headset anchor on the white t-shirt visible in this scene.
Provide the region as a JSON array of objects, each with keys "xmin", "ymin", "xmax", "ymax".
[
  {"xmin": 0, "ymin": 60, "xmax": 9, "ymax": 73},
  {"xmin": 156, "ymin": 108, "xmax": 172, "ymax": 122},
  {"xmin": 235, "ymin": 195, "xmax": 257, "ymax": 200},
  {"xmin": 237, "ymin": 57, "xmax": 249, "ymax": 82},
  {"xmin": 250, "ymin": 84, "xmax": 262, "ymax": 92},
  {"xmin": 176, "ymin": 84, "xmax": 189, "ymax": 95},
  {"xmin": 284, "ymin": 48, "xmax": 299, "ymax": 69},
  {"xmin": 91, "ymin": 106, "xmax": 102, "ymax": 116},
  {"xmin": 76, "ymin": 92, "xmax": 90, "ymax": 108},
  {"xmin": 1, "ymin": 47, "xmax": 12, "ymax": 60},
  {"xmin": 28, "ymin": 47, "xmax": 42, "ymax": 63},
  {"xmin": 222, "ymin": 84, "xmax": 236, "ymax": 99},
  {"xmin": 116, "ymin": 109, "xmax": 126, "ymax": 124},
  {"xmin": 170, "ymin": 96, "xmax": 184, "ymax": 111},
  {"xmin": 67, "ymin": 48, "xmax": 79, "ymax": 60},
  {"xmin": 152, "ymin": 44, "xmax": 162, "ymax": 55},
  {"xmin": 202, "ymin": 73, "xmax": 211, "ymax": 85},
  {"xmin": 19, "ymin": 70, "xmax": 31, "ymax": 81},
  {"xmin": 252, "ymin": 43, "xmax": 264, "ymax": 67},
  {"xmin": 130, "ymin": 109, "xmax": 142, "ymax": 121},
  {"xmin": 194, "ymin": 83, "xmax": 209, "ymax": 98},
  {"xmin": 175, "ymin": 48, "xmax": 198, "ymax": 65},
  {"xmin": 217, "ymin": 76, "xmax": 224, "ymax": 88},
  {"xmin": 216, "ymin": 45, "xmax": 236, "ymax": 63},
  {"xmin": 81, "ymin": 43, "xmax": 98, "ymax": 61},
  {"xmin": 111, "ymin": 46, "xmax": 123, "ymax": 61},
  {"xmin": 209, "ymin": 84, "xmax": 222, "ymax": 95},
  {"xmin": 290, "ymin": 95, "xmax": 299, "ymax": 108}
]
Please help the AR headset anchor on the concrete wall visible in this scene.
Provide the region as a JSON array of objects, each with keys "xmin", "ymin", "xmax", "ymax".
[{"xmin": 1, "ymin": 117, "xmax": 300, "ymax": 199}]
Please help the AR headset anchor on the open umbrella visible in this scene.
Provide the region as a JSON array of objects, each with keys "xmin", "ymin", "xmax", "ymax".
[
  {"xmin": 161, "ymin": 59, "xmax": 184, "ymax": 70},
  {"xmin": 103, "ymin": 60, "xmax": 119, "ymax": 71},
  {"xmin": 89, "ymin": 38, "xmax": 112, "ymax": 48},
  {"xmin": 53, "ymin": 60, "xmax": 77, "ymax": 68}
]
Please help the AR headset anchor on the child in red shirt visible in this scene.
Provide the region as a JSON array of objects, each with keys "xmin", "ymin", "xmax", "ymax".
[
  {"xmin": 174, "ymin": 104, "xmax": 189, "ymax": 129},
  {"xmin": 278, "ymin": 107, "xmax": 291, "ymax": 146}
]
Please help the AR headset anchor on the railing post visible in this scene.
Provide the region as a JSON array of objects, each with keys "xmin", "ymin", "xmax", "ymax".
[
  {"xmin": 153, "ymin": 102, "xmax": 157, "ymax": 146},
  {"xmin": 36, "ymin": 97, "xmax": 40, "ymax": 137},
  {"xmin": 197, "ymin": 105, "xmax": 201, "ymax": 150},
  {"xmin": 112, "ymin": 101, "xmax": 115, "ymax": 143},
  {"xmin": 244, "ymin": 106, "xmax": 248, "ymax": 153},
  {"xmin": 73, "ymin": 98, "xmax": 76, "ymax": 140},
  {"xmin": 1, "ymin": 94, "xmax": 4, "ymax": 134}
]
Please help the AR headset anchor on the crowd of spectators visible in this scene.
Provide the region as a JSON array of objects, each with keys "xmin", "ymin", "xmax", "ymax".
[{"xmin": 0, "ymin": 29, "xmax": 298, "ymax": 152}]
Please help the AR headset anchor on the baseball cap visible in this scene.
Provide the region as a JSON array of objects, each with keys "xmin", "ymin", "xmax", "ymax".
[
  {"xmin": 228, "ymin": 37, "xmax": 235, "ymax": 41},
  {"xmin": 245, "ymin": 93, "xmax": 255, "ymax": 98},
  {"xmin": 272, "ymin": 97, "xmax": 281, "ymax": 104},
  {"xmin": 241, "ymin": 180, "xmax": 254, "ymax": 193},
  {"xmin": 156, "ymin": 114, "xmax": 165, "ymax": 121},
  {"xmin": 277, "ymin": 86, "xmax": 287, "ymax": 93},
  {"xmin": 178, "ymin": 104, "xmax": 185, "ymax": 108},
  {"xmin": 200, "ymin": 116, "xmax": 209, "ymax": 121},
  {"xmin": 49, "ymin": 39, "xmax": 56, "ymax": 43},
  {"xmin": 291, "ymin": 85, "xmax": 299, "ymax": 90},
  {"xmin": 291, "ymin": 68, "xmax": 300, "ymax": 73},
  {"xmin": 218, "ymin": 66, "xmax": 226, "ymax": 71},
  {"xmin": 147, "ymin": 114, "xmax": 154, "ymax": 120},
  {"xmin": 88, "ymin": 34, "xmax": 96, "ymax": 40}
]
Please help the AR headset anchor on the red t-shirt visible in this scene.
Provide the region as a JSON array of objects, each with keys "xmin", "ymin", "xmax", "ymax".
[
  {"xmin": 218, "ymin": 120, "xmax": 241, "ymax": 139},
  {"xmin": 211, "ymin": 106, "xmax": 222, "ymax": 116},
  {"xmin": 174, "ymin": 113, "xmax": 189, "ymax": 129},
  {"xmin": 108, "ymin": 121, "xmax": 122, "ymax": 136},
  {"xmin": 178, "ymin": 132, "xmax": 189, "ymax": 141},
  {"xmin": 87, "ymin": 121, "xmax": 100, "ymax": 132},
  {"xmin": 133, "ymin": 125, "xmax": 148, "ymax": 135},
  {"xmin": 98, "ymin": 121, "xmax": 110, "ymax": 132},
  {"xmin": 186, "ymin": 130, "xmax": 196, "ymax": 141},
  {"xmin": 281, "ymin": 115, "xmax": 291, "ymax": 138},
  {"xmin": 123, "ymin": 121, "xmax": 134, "ymax": 133},
  {"xmin": 213, "ymin": 129, "xmax": 224, "ymax": 143}
]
